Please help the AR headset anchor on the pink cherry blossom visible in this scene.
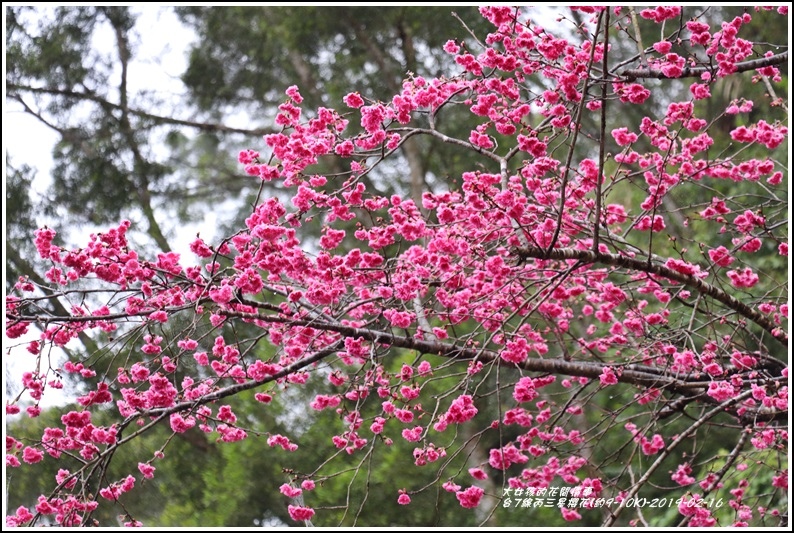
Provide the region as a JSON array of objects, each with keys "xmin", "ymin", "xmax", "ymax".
[
  {"xmin": 455, "ymin": 486, "xmax": 484, "ymax": 509},
  {"xmin": 288, "ymin": 505, "xmax": 315, "ymax": 522}
]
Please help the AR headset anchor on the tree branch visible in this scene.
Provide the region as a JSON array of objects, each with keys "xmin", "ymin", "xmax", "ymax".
[
  {"xmin": 603, "ymin": 388, "xmax": 757, "ymax": 526},
  {"xmin": 6, "ymin": 83, "xmax": 274, "ymax": 136},
  {"xmin": 619, "ymin": 52, "xmax": 788, "ymax": 81},
  {"xmin": 213, "ymin": 307, "xmax": 786, "ymax": 415},
  {"xmin": 677, "ymin": 427, "xmax": 750, "ymax": 526},
  {"xmin": 593, "ymin": 9, "xmax": 609, "ymax": 253},
  {"xmin": 547, "ymin": 10, "xmax": 603, "ymax": 253},
  {"xmin": 6, "ymin": 244, "xmax": 100, "ymax": 356},
  {"xmin": 512, "ymin": 245, "xmax": 787, "ymax": 345}
]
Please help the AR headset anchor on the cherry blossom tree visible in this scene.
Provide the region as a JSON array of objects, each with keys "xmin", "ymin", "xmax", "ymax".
[{"xmin": 5, "ymin": 6, "xmax": 789, "ymax": 527}]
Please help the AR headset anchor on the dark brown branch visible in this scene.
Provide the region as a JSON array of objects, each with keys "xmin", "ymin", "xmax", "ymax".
[
  {"xmin": 215, "ymin": 308, "xmax": 786, "ymax": 411},
  {"xmin": 512, "ymin": 245, "xmax": 787, "ymax": 345},
  {"xmin": 22, "ymin": 294, "xmax": 780, "ymax": 401},
  {"xmin": 619, "ymin": 51, "xmax": 788, "ymax": 81},
  {"xmin": 6, "ymin": 83, "xmax": 274, "ymax": 136}
]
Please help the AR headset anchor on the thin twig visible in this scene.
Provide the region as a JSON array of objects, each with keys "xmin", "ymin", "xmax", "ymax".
[
  {"xmin": 451, "ymin": 11, "xmax": 486, "ymax": 49},
  {"xmin": 602, "ymin": 388, "xmax": 756, "ymax": 526},
  {"xmin": 547, "ymin": 10, "xmax": 604, "ymax": 254},
  {"xmin": 593, "ymin": 9, "xmax": 609, "ymax": 253},
  {"xmin": 677, "ymin": 428, "xmax": 750, "ymax": 527}
]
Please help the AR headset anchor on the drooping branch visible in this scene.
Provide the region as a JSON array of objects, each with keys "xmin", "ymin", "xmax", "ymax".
[
  {"xmin": 125, "ymin": 341, "xmax": 344, "ymax": 422},
  {"xmin": 69, "ymin": 302, "xmax": 779, "ymax": 469},
  {"xmin": 13, "ymin": 296, "xmax": 784, "ymax": 409},
  {"xmin": 512, "ymin": 245, "xmax": 787, "ymax": 345},
  {"xmin": 619, "ymin": 51, "xmax": 788, "ymax": 81}
]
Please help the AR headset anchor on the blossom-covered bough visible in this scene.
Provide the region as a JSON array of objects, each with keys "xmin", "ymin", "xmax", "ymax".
[{"xmin": 5, "ymin": 6, "xmax": 788, "ymax": 527}]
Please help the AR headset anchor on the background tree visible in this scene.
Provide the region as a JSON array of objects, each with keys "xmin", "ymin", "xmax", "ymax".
[{"xmin": 5, "ymin": 5, "xmax": 789, "ymax": 527}]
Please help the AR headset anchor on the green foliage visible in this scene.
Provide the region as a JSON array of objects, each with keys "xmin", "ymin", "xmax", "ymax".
[{"xmin": 176, "ymin": 7, "xmax": 491, "ymax": 109}]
